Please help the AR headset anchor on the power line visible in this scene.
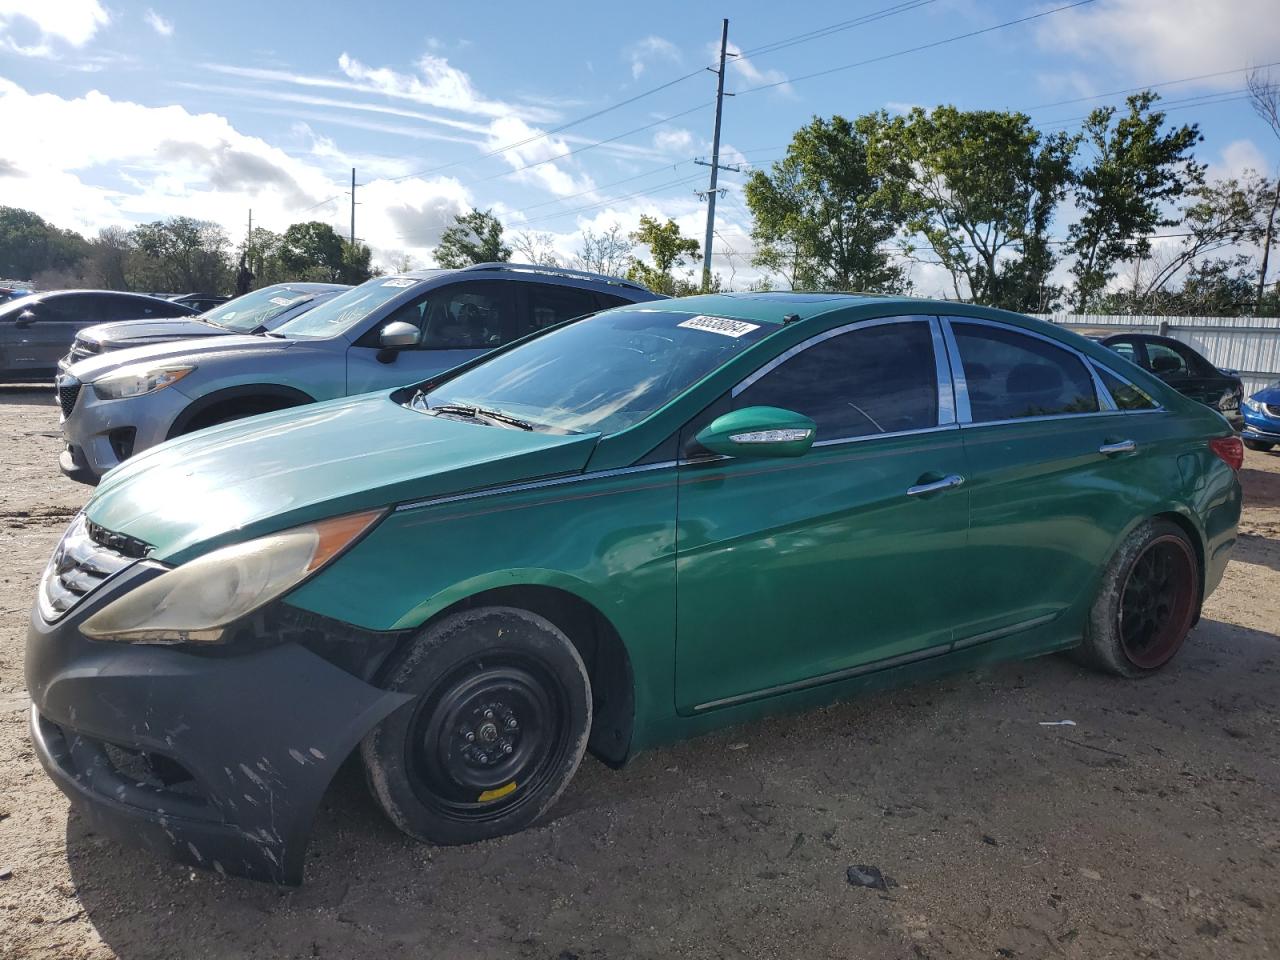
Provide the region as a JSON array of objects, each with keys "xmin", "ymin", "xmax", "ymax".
[
  {"xmin": 1038, "ymin": 91, "xmax": 1255, "ymax": 130},
  {"xmin": 739, "ymin": 0, "xmax": 940, "ymax": 59},
  {"xmin": 736, "ymin": 0, "xmax": 1099, "ymax": 96},
  {"xmin": 1025, "ymin": 61, "xmax": 1280, "ymax": 111}
]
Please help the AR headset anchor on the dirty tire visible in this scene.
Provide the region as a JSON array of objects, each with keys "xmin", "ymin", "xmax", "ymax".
[
  {"xmin": 360, "ymin": 606, "xmax": 591, "ymax": 845},
  {"xmin": 1243, "ymin": 439, "xmax": 1274, "ymax": 452},
  {"xmin": 1071, "ymin": 519, "xmax": 1199, "ymax": 678}
]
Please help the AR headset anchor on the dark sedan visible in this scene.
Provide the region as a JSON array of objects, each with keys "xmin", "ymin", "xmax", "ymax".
[
  {"xmin": 1, "ymin": 291, "xmax": 197, "ymax": 383},
  {"xmin": 1100, "ymin": 333, "xmax": 1243, "ymax": 426}
]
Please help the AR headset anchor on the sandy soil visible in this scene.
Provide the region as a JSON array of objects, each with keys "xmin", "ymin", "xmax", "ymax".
[{"xmin": 2, "ymin": 383, "xmax": 1279, "ymax": 960}]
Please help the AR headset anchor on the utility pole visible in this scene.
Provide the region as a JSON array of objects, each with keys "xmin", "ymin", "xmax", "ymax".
[
  {"xmin": 247, "ymin": 209, "xmax": 252, "ymax": 242},
  {"xmin": 349, "ymin": 168, "xmax": 356, "ymax": 247},
  {"xmin": 699, "ymin": 18, "xmax": 735, "ymax": 293}
]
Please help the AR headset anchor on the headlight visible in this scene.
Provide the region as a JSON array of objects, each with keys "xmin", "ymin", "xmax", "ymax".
[
  {"xmin": 81, "ymin": 509, "xmax": 383, "ymax": 643},
  {"xmin": 1243, "ymin": 397, "xmax": 1263, "ymax": 413},
  {"xmin": 91, "ymin": 363, "xmax": 195, "ymax": 400}
]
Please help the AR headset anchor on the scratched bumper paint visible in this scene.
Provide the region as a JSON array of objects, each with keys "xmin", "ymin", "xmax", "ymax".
[{"xmin": 24, "ymin": 571, "xmax": 408, "ymax": 883}]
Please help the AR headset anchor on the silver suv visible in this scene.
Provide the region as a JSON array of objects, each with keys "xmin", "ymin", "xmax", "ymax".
[
  {"xmin": 57, "ymin": 263, "xmax": 660, "ymax": 483},
  {"xmin": 61, "ymin": 282, "xmax": 349, "ymax": 368}
]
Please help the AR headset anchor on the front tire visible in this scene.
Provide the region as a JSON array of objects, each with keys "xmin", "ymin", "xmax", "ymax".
[
  {"xmin": 1243, "ymin": 439, "xmax": 1274, "ymax": 452},
  {"xmin": 1073, "ymin": 519, "xmax": 1200, "ymax": 678},
  {"xmin": 361, "ymin": 607, "xmax": 591, "ymax": 845}
]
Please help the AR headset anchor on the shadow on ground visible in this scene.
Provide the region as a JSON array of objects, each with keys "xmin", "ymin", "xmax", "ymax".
[{"xmin": 63, "ymin": 618, "xmax": 1280, "ymax": 960}]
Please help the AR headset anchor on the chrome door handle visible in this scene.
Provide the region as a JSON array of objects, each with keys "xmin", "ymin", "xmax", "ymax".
[
  {"xmin": 1099, "ymin": 439, "xmax": 1137, "ymax": 456},
  {"xmin": 906, "ymin": 474, "xmax": 965, "ymax": 497}
]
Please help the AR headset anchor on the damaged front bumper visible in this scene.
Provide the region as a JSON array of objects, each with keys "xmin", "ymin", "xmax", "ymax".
[{"xmin": 25, "ymin": 566, "xmax": 409, "ymax": 883}]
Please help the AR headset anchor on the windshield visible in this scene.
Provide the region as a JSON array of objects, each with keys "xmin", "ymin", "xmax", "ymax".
[
  {"xmin": 274, "ymin": 276, "xmax": 423, "ymax": 340},
  {"xmin": 202, "ymin": 286, "xmax": 324, "ymax": 333},
  {"xmin": 421, "ymin": 308, "xmax": 772, "ymax": 434}
]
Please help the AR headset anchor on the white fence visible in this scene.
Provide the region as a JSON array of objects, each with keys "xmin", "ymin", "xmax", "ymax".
[{"xmin": 1034, "ymin": 313, "xmax": 1280, "ymax": 395}]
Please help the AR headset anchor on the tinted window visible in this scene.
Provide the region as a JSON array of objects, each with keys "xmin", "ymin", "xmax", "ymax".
[
  {"xmin": 98, "ymin": 295, "xmax": 187, "ymax": 321},
  {"xmin": 736, "ymin": 320, "xmax": 938, "ymax": 438},
  {"xmin": 37, "ymin": 294, "xmax": 102, "ymax": 323},
  {"xmin": 596, "ymin": 292, "xmax": 635, "ymax": 310},
  {"xmin": 384, "ymin": 283, "xmax": 515, "ymax": 350},
  {"xmin": 1145, "ymin": 341, "xmax": 1191, "ymax": 377},
  {"xmin": 952, "ymin": 322, "xmax": 1098, "ymax": 421},
  {"xmin": 523, "ymin": 284, "xmax": 598, "ymax": 336},
  {"xmin": 1107, "ymin": 340, "xmax": 1139, "ymax": 363},
  {"xmin": 1095, "ymin": 366, "xmax": 1158, "ymax": 410}
]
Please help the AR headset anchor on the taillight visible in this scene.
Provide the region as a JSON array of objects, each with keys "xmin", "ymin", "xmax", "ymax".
[{"xmin": 1209, "ymin": 435, "xmax": 1243, "ymax": 472}]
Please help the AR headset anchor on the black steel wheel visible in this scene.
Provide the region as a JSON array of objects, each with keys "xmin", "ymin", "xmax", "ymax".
[
  {"xmin": 361, "ymin": 607, "xmax": 591, "ymax": 845},
  {"xmin": 1073, "ymin": 519, "xmax": 1200, "ymax": 678}
]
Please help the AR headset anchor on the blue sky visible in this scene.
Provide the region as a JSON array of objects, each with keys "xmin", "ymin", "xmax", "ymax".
[{"xmin": 1, "ymin": 0, "xmax": 1277, "ymax": 293}]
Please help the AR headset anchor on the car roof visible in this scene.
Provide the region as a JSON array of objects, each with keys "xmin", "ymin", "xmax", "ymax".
[
  {"xmin": 630, "ymin": 291, "xmax": 987, "ymax": 326},
  {"xmin": 392, "ymin": 262, "xmax": 657, "ymax": 297}
]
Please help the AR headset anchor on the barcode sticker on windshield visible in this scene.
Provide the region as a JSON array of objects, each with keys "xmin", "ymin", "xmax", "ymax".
[
  {"xmin": 269, "ymin": 296, "xmax": 292, "ymax": 306},
  {"xmin": 678, "ymin": 315, "xmax": 760, "ymax": 338},
  {"xmin": 383, "ymin": 277, "xmax": 415, "ymax": 288}
]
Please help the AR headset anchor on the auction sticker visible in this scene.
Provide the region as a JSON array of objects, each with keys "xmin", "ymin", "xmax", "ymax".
[
  {"xmin": 677, "ymin": 315, "xmax": 760, "ymax": 338},
  {"xmin": 382, "ymin": 277, "xmax": 416, "ymax": 288}
]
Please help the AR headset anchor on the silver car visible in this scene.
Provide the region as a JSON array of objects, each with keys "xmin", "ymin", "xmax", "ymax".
[
  {"xmin": 60, "ymin": 282, "xmax": 349, "ymax": 368},
  {"xmin": 57, "ymin": 263, "xmax": 660, "ymax": 483}
]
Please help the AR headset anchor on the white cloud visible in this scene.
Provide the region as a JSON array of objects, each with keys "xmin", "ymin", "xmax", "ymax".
[
  {"xmin": 722, "ymin": 42, "xmax": 791, "ymax": 95},
  {"xmin": 627, "ymin": 36, "xmax": 680, "ymax": 80},
  {"xmin": 653, "ymin": 127, "xmax": 693, "ymax": 153},
  {"xmin": 485, "ymin": 115, "xmax": 593, "ymax": 197},
  {"xmin": 0, "ymin": 0, "xmax": 108, "ymax": 55},
  {"xmin": 0, "ymin": 76, "xmax": 472, "ymax": 270},
  {"xmin": 1206, "ymin": 138, "xmax": 1269, "ymax": 183},
  {"xmin": 1038, "ymin": 0, "xmax": 1280, "ymax": 86},
  {"xmin": 143, "ymin": 9, "xmax": 173, "ymax": 37}
]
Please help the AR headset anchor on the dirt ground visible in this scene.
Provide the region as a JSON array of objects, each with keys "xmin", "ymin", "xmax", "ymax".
[{"xmin": 2, "ymin": 384, "xmax": 1279, "ymax": 960}]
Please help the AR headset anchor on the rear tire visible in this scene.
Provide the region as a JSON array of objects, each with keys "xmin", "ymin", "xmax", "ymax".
[
  {"xmin": 360, "ymin": 607, "xmax": 591, "ymax": 845},
  {"xmin": 1243, "ymin": 439, "xmax": 1274, "ymax": 452},
  {"xmin": 1072, "ymin": 519, "xmax": 1199, "ymax": 678}
]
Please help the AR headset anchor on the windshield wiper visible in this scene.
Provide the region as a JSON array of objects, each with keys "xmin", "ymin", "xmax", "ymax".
[{"xmin": 430, "ymin": 403, "xmax": 534, "ymax": 431}]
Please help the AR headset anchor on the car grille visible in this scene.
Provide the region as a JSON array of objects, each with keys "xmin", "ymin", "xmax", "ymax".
[
  {"xmin": 1267, "ymin": 404, "xmax": 1280, "ymax": 419},
  {"xmin": 68, "ymin": 338, "xmax": 101, "ymax": 363},
  {"xmin": 39, "ymin": 515, "xmax": 146, "ymax": 619},
  {"xmin": 56, "ymin": 377, "xmax": 82, "ymax": 418}
]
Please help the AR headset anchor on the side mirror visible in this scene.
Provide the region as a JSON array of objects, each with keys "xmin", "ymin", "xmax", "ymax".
[
  {"xmin": 14, "ymin": 310, "xmax": 36, "ymax": 328},
  {"xmin": 695, "ymin": 406, "xmax": 816, "ymax": 459},
  {"xmin": 379, "ymin": 321, "xmax": 421, "ymax": 349}
]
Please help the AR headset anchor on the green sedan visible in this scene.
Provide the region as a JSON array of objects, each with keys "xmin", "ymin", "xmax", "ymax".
[{"xmin": 26, "ymin": 293, "xmax": 1242, "ymax": 883}]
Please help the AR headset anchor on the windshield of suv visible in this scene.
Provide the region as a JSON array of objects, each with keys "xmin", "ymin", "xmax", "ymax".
[
  {"xmin": 274, "ymin": 276, "xmax": 430, "ymax": 340},
  {"xmin": 419, "ymin": 308, "xmax": 772, "ymax": 434},
  {"xmin": 202, "ymin": 286, "xmax": 322, "ymax": 334}
]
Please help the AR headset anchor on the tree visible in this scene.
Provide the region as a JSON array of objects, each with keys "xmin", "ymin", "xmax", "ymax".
[
  {"xmin": 1067, "ymin": 92, "xmax": 1204, "ymax": 310},
  {"xmin": 511, "ymin": 230, "xmax": 561, "ymax": 267},
  {"xmin": 339, "ymin": 241, "xmax": 376, "ymax": 284},
  {"xmin": 626, "ymin": 215, "xmax": 701, "ymax": 295},
  {"xmin": 279, "ymin": 221, "xmax": 346, "ymax": 281},
  {"xmin": 745, "ymin": 115, "xmax": 907, "ymax": 292},
  {"xmin": 862, "ymin": 107, "xmax": 1077, "ymax": 310},
  {"xmin": 0, "ymin": 207, "xmax": 90, "ymax": 281},
  {"xmin": 84, "ymin": 226, "xmax": 132, "ymax": 290},
  {"xmin": 573, "ymin": 224, "xmax": 632, "ymax": 277},
  {"xmin": 241, "ymin": 226, "xmax": 285, "ymax": 288},
  {"xmin": 434, "ymin": 208, "xmax": 511, "ymax": 268},
  {"xmin": 1246, "ymin": 68, "xmax": 1280, "ymax": 310},
  {"xmin": 1125, "ymin": 176, "xmax": 1268, "ymax": 309},
  {"xmin": 131, "ymin": 216, "xmax": 231, "ymax": 293}
]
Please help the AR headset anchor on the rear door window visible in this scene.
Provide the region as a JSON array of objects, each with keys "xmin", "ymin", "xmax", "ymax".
[
  {"xmin": 1095, "ymin": 366, "xmax": 1158, "ymax": 410},
  {"xmin": 383, "ymin": 283, "xmax": 517, "ymax": 350},
  {"xmin": 522, "ymin": 284, "xmax": 600, "ymax": 337},
  {"xmin": 735, "ymin": 319, "xmax": 939, "ymax": 440},
  {"xmin": 950, "ymin": 322, "xmax": 1098, "ymax": 422},
  {"xmin": 1144, "ymin": 341, "xmax": 1192, "ymax": 378}
]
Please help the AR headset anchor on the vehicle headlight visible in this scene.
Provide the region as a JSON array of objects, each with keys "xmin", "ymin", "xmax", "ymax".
[
  {"xmin": 81, "ymin": 509, "xmax": 383, "ymax": 644},
  {"xmin": 91, "ymin": 363, "xmax": 195, "ymax": 400},
  {"xmin": 1243, "ymin": 396, "xmax": 1263, "ymax": 413},
  {"xmin": 1218, "ymin": 389, "xmax": 1239, "ymax": 410}
]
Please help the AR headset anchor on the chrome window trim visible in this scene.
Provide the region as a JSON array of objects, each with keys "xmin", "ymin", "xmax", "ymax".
[
  {"xmin": 1086, "ymin": 359, "xmax": 1167, "ymax": 414},
  {"xmin": 942, "ymin": 316, "xmax": 1117, "ymax": 426},
  {"xmin": 729, "ymin": 315, "xmax": 950, "ymax": 444},
  {"xmin": 812, "ymin": 423, "xmax": 957, "ymax": 448},
  {"xmin": 394, "ymin": 460, "xmax": 677, "ymax": 513}
]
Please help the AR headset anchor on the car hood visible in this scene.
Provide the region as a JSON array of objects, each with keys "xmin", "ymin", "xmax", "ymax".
[
  {"xmin": 68, "ymin": 333, "xmax": 292, "ymax": 380},
  {"xmin": 82, "ymin": 317, "xmax": 228, "ymax": 350},
  {"xmin": 84, "ymin": 391, "xmax": 599, "ymax": 562},
  {"xmin": 1249, "ymin": 384, "xmax": 1280, "ymax": 409}
]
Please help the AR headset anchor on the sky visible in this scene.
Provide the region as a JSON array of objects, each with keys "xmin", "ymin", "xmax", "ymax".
[{"xmin": 1, "ymin": 0, "xmax": 1278, "ymax": 295}]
